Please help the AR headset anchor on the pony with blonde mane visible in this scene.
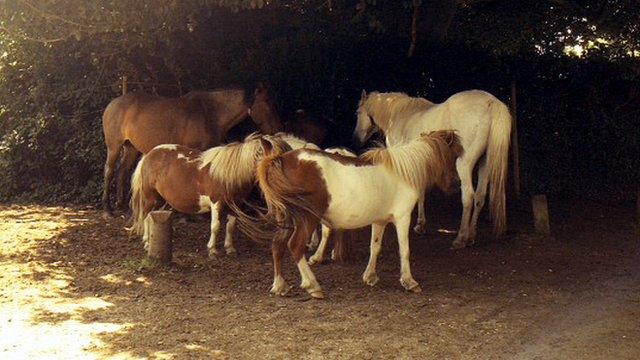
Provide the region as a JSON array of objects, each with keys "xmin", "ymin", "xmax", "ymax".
[
  {"xmin": 355, "ymin": 90, "xmax": 511, "ymax": 249},
  {"xmin": 102, "ymin": 84, "xmax": 283, "ymax": 214},
  {"xmin": 239, "ymin": 130, "xmax": 462, "ymax": 298},
  {"xmin": 129, "ymin": 133, "xmax": 289, "ymax": 256}
]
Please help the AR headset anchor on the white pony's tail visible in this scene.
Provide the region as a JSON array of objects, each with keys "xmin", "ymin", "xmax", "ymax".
[
  {"xmin": 128, "ymin": 157, "xmax": 147, "ymax": 237},
  {"xmin": 486, "ymin": 99, "xmax": 512, "ymax": 237}
]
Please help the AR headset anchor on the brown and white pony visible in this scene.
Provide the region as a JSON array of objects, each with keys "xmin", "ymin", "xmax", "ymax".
[
  {"xmin": 128, "ymin": 134, "xmax": 289, "ymax": 256},
  {"xmin": 102, "ymin": 84, "xmax": 283, "ymax": 214},
  {"xmin": 242, "ymin": 130, "xmax": 462, "ymax": 298},
  {"xmin": 307, "ymin": 147, "xmax": 358, "ymax": 265}
]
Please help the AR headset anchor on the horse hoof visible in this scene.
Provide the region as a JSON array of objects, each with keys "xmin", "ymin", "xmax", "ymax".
[
  {"xmin": 450, "ymin": 239, "xmax": 467, "ymax": 250},
  {"xmin": 208, "ymin": 249, "xmax": 221, "ymax": 259},
  {"xmin": 363, "ymin": 273, "xmax": 379, "ymax": 287},
  {"xmin": 270, "ymin": 285, "xmax": 292, "ymax": 297},
  {"xmin": 308, "ymin": 255, "xmax": 321, "ymax": 266},
  {"xmin": 413, "ymin": 223, "xmax": 427, "ymax": 235},
  {"xmin": 225, "ymin": 248, "xmax": 237, "ymax": 257},
  {"xmin": 401, "ymin": 278, "xmax": 421, "ymax": 292},
  {"xmin": 309, "ymin": 290, "xmax": 325, "ymax": 299}
]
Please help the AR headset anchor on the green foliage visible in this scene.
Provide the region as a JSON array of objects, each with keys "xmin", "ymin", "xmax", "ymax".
[{"xmin": 0, "ymin": 0, "xmax": 637, "ymax": 203}]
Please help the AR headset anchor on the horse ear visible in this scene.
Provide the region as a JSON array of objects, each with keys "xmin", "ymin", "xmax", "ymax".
[
  {"xmin": 260, "ymin": 137, "xmax": 274, "ymax": 155},
  {"xmin": 361, "ymin": 89, "xmax": 367, "ymax": 100}
]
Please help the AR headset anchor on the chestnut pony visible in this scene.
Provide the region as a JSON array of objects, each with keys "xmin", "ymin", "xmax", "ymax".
[
  {"xmin": 240, "ymin": 130, "xmax": 462, "ymax": 298},
  {"xmin": 102, "ymin": 84, "xmax": 282, "ymax": 214}
]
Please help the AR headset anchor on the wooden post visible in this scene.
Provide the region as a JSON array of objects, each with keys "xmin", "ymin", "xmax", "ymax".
[
  {"xmin": 146, "ymin": 210, "xmax": 173, "ymax": 264},
  {"xmin": 531, "ymin": 195, "xmax": 550, "ymax": 235},
  {"xmin": 122, "ymin": 75, "xmax": 128, "ymax": 95},
  {"xmin": 332, "ymin": 230, "xmax": 353, "ymax": 263},
  {"xmin": 510, "ymin": 80, "xmax": 521, "ymax": 200}
]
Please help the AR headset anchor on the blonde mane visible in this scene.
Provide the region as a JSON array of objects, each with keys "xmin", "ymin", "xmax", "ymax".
[
  {"xmin": 198, "ymin": 133, "xmax": 263, "ymax": 191},
  {"xmin": 362, "ymin": 92, "xmax": 434, "ymax": 131},
  {"xmin": 273, "ymin": 132, "xmax": 321, "ymax": 150},
  {"xmin": 361, "ymin": 130, "xmax": 460, "ymax": 191}
]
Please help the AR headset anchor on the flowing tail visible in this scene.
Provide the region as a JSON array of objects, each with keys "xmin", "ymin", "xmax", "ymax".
[
  {"xmin": 486, "ymin": 99, "xmax": 512, "ymax": 237},
  {"xmin": 128, "ymin": 156, "xmax": 147, "ymax": 236},
  {"xmin": 233, "ymin": 138, "xmax": 322, "ymax": 243}
]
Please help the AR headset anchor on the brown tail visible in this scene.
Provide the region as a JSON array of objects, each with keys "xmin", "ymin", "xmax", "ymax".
[{"xmin": 233, "ymin": 138, "xmax": 322, "ymax": 245}]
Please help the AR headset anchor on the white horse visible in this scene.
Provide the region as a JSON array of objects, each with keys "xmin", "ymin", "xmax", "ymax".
[
  {"xmin": 354, "ymin": 90, "xmax": 512, "ymax": 249},
  {"xmin": 247, "ymin": 131, "xmax": 461, "ymax": 297}
]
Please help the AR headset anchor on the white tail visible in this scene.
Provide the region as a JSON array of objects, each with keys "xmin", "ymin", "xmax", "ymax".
[
  {"xmin": 486, "ymin": 100, "xmax": 512, "ymax": 236},
  {"xmin": 128, "ymin": 157, "xmax": 146, "ymax": 236}
]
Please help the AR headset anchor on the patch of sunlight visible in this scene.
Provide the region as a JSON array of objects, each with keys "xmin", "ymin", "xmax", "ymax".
[
  {"xmin": 100, "ymin": 273, "xmax": 131, "ymax": 285},
  {"xmin": 184, "ymin": 344, "xmax": 226, "ymax": 357},
  {"xmin": 0, "ymin": 307, "xmax": 132, "ymax": 359},
  {"xmin": 135, "ymin": 276, "xmax": 153, "ymax": 286},
  {"xmin": 45, "ymin": 296, "xmax": 114, "ymax": 314},
  {"xmin": 152, "ymin": 350, "xmax": 176, "ymax": 359},
  {"xmin": 0, "ymin": 206, "xmax": 136, "ymax": 359}
]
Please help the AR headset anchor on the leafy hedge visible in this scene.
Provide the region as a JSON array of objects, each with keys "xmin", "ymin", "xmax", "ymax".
[{"xmin": 0, "ymin": 2, "xmax": 637, "ymax": 203}]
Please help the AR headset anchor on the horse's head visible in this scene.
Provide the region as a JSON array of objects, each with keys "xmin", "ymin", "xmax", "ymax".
[
  {"xmin": 249, "ymin": 84, "xmax": 284, "ymax": 135},
  {"xmin": 353, "ymin": 90, "xmax": 378, "ymax": 148}
]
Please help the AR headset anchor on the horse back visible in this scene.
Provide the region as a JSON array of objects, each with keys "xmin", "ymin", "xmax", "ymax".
[
  {"xmin": 142, "ymin": 145, "xmax": 212, "ymax": 214},
  {"xmin": 115, "ymin": 93, "xmax": 217, "ymax": 153}
]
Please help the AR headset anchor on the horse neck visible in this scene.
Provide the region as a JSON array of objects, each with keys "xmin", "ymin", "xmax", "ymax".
[{"xmin": 204, "ymin": 91, "xmax": 250, "ymax": 139}]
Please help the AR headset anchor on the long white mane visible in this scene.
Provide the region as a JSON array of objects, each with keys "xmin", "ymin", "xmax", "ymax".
[
  {"xmin": 361, "ymin": 92, "xmax": 434, "ymax": 132},
  {"xmin": 361, "ymin": 131, "xmax": 459, "ymax": 191},
  {"xmin": 198, "ymin": 133, "xmax": 263, "ymax": 191}
]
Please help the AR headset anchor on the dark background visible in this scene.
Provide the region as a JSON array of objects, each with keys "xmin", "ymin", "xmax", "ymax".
[{"xmin": 0, "ymin": 0, "xmax": 637, "ymax": 203}]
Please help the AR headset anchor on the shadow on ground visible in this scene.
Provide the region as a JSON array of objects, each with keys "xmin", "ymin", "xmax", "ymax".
[{"xmin": 0, "ymin": 198, "xmax": 638, "ymax": 359}]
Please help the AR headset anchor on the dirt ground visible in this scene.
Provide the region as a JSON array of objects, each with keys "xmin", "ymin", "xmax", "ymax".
[{"xmin": 0, "ymin": 199, "xmax": 638, "ymax": 359}]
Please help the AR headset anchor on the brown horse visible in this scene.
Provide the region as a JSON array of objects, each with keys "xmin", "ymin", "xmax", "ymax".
[
  {"xmin": 102, "ymin": 84, "xmax": 283, "ymax": 214},
  {"xmin": 283, "ymin": 109, "xmax": 331, "ymax": 146},
  {"xmin": 129, "ymin": 133, "xmax": 290, "ymax": 256}
]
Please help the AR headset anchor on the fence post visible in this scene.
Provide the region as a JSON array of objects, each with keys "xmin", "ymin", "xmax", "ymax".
[
  {"xmin": 531, "ymin": 195, "xmax": 550, "ymax": 235},
  {"xmin": 146, "ymin": 210, "xmax": 173, "ymax": 264},
  {"xmin": 510, "ymin": 80, "xmax": 521, "ymax": 200},
  {"xmin": 122, "ymin": 75, "xmax": 128, "ymax": 95}
]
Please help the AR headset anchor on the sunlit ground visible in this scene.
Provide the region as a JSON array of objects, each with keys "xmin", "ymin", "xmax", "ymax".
[{"xmin": 0, "ymin": 206, "xmax": 132, "ymax": 359}]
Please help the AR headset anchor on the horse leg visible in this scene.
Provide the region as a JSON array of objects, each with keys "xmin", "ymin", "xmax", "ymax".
[
  {"xmin": 468, "ymin": 157, "xmax": 490, "ymax": 243},
  {"xmin": 288, "ymin": 216, "xmax": 324, "ymax": 299},
  {"xmin": 362, "ymin": 222, "xmax": 387, "ymax": 286},
  {"xmin": 206, "ymin": 201, "xmax": 222, "ymax": 258},
  {"xmin": 101, "ymin": 146, "xmax": 121, "ymax": 215},
  {"xmin": 307, "ymin": 227, "xmax": 320, "ymax": 250},
  {"xmin": 309, "ymin": 225, "xmax": 331, "ymax": 265},
  {"xmin": 413, "ymin": 190, "xmax": 428, "ymax": 234},
  {"xmin": 452, "ymin": 159, "xmax": 475, "ymax": 249},
  {"xmin": 223, "ymin": 215, "xmax": 237, "ymax": 256},
  {"xmin": 270, "ymin": 237, "xmax": 291, "ymax": 296},
  {"xmin": 395, "ymin": 214, "xmax": 421, "ymax": 292},
  {"xmin": 115, "ymin": 144, "xmax": 140, "ymax": 210}
]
